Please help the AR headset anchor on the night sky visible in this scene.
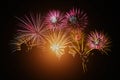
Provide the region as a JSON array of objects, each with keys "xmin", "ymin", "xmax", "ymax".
[{"xmin": 2, "ymin": 0, "xmax": 119, "ymax": 80}]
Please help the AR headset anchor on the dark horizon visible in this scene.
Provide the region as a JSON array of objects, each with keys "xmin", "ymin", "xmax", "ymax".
[{"xmin": 2, "ymin": 0, "xmax": 119, "ymax": 80}]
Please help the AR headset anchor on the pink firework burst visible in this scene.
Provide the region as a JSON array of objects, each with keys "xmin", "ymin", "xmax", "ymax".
[
  {"xmin": 66, "ymin": 8, "xmax": 88, "ymax": 29},
  {"xmin": 16, "ymin": 14, "xmax": 46, "ymax": 46},
  {"xmin": 45, "ymin": 10, "xmax": 65, "ymax": 29},
  {"xmin": 87, "ymin": 31, "xmax": 110, "ymax": 53}
]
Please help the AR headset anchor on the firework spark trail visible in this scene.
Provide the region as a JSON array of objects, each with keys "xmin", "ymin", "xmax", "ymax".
[
  {"xmin": 66, "ymin": 8, "xmax": 88, "ymax": 29},
  {"xmin": 16, "ymin": 14, "xmax": 46, "ymax": 46},
  {"xmin": 45, "ymin": 10, "xmax": 66, "ymax": 30}
]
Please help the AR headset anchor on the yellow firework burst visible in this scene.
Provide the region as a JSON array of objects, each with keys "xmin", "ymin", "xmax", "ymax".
[{"xmin": 45, "ymin": 29, "xmax": 71, "ymax": 58}]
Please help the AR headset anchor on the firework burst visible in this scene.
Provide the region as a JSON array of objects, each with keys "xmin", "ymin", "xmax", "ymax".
[
  {"xmin": 45, "ymin": 10, "xmax": 65, "ymax": 30},
  {"xmin": 87, "ymin": 31, "xmax": 110, "ymax": 54},
  {"xmin": 66, "ymin": 8, "xmax": 88, "ymax": 29},
  {"xmin": 45, "ymin": 29, "xmax": 72, "ymax": 58},
  {"xmin": 16, "ymin": 14, "xmax": 46, "ymax": 46}
]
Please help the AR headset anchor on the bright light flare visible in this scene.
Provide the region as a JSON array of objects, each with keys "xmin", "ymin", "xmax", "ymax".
[{"xmin": 51, "ymin": 44, "xmax": 61, "ymax": 53}]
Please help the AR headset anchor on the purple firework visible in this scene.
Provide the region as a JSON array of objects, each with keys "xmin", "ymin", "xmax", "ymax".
[
  {"xmin": 45, "ymin": 10, "xmax": 65, "ymax": 29},
  {"xmin": 66, "ymin": 8, "xmax": 88, "ymax": 29},
  {"xmin": 16, "ymin": 14, "xmax": 46, "ymax": 46}
]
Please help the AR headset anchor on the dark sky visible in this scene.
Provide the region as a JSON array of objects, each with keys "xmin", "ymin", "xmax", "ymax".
[{"xmin": 2, "ymin": 0, "xmax": 119, "ymax": 80}]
